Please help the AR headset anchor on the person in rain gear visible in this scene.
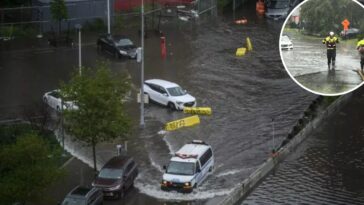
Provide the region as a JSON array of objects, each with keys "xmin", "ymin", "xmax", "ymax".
[
  {"xmin": 322, "ymin": 31, "xmax": 339, "ymax": 69},
  {"xmin": 357, "ymin": 37, "xmax": 364, "ymax": 71}
]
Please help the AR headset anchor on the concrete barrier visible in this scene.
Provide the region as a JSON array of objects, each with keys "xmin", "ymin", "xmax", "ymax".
[{"xmin": 217, "ymin": 93, "xmax": 353, "ymax": 205}]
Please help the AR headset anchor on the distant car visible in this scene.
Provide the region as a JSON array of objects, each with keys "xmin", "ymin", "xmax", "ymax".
[
  {"xmin": 92, "ymin": 156, "xmax": 138, "ymax": 199},
  {"xmin": 143, "ymin": 79, "xmax": 196, "ymax": 111},
  {"xmin": 60, "ymin": 186, "xmax": 103, "ymax": 205},
  {"xmin": 43, "ymin": 90, "xmax": 78, "ymax": 111},
  {"xmin": 340, "ymin": 28, "xmax": 361, "ymax": 39},
  {"xmin": 281, "ymin": 35, "xmax": 293, "ymax": 50},
  {"xmin": 97, "ymin": 34, "xmax": 137, "ymax": 59},
  {"xmin": 161, "ymin": 140, "xmax": 214, "ymax": 193}
]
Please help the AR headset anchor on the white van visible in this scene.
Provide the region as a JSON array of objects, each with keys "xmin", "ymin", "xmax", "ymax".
[{"xmin": 161, "ymin": 140, "xmax": 214, "ymax": 193}]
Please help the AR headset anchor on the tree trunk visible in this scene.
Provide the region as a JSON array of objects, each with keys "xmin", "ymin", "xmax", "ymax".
[{"xmin": 92, "ymin": 140, "xmax": 97, "ymax": 173}]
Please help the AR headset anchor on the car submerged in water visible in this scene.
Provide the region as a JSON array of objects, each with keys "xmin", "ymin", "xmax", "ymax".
[
  {"xmin": 161, "ymin": 140, "xmax": 214, "ymax": 193},
  {"xmin": 280, "ymin": 35, "xmax": 293, "ymax": 50}
]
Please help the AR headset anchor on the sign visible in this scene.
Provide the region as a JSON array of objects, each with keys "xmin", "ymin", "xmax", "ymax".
[
  {"xmin": 137, "ymin": 93, "xmax": 149, "ymax": 104},
  {"xmin": 183, "ymin": 107, "xmax": 212, "ymax": 115},
  {"xmin": 165, "ymin": 115, "xmax": 200, "ymax": 131}
]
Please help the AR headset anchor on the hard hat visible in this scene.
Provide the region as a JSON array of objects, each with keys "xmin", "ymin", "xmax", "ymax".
[{"xmin": 329, "ymin": 31, "xmax": 334, "ymax": 36}]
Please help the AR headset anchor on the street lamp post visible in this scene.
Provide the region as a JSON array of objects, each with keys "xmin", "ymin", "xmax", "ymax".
[
  {"xmin": 107, "ymin": 0, "xmax": 111, "ymax": 34},
  {"xmin": 140, "ymin": 0, "xmax": 145, "ymax": 128},
  {"xmin": 75, "ymin": 24, "xmax": 82, "ymax": 75}
]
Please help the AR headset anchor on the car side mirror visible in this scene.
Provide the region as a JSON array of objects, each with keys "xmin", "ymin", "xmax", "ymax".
[
  {"xmin": 163, "ymin": 93, "xmax": 168, "ymax": 97},
  {"xmin": 163, "ymin": 165, "xmax": 167, "ymax": 170},
  {"xmin": 196, "ymin": 168, "xmax": 201, "ymax": 173}
]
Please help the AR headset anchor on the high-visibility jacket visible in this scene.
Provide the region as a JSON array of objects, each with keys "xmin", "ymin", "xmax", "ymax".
[
  {"xmin": 358, "ymin": 39, "xmax": 364, "ymax": 54},
  {"xmin": 322, "ymin": 36, "xmax": 339, "ymax": 50}
]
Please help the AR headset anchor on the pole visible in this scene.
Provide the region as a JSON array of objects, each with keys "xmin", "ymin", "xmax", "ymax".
[
  {"xmin": 272, "ymin": 118, "xmax": 275, "ymax": 152},
  {"xmin": 78, "ymin": 28, "xmax": 82, "ymax": 75},
  {"xmin": 107, "ymin": 0, "xmax": 111, "ymax": 34},
  {"xmin": 140, "ymin": 0, "xmax": 145, "ymax": 128},
  {"xmin": 61, "ymin": 99, "xmax": 65, "ymax": 156}
]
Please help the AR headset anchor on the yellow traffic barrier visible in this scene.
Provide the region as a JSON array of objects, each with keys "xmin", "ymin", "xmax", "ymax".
[
  {"xmin": 246, "ymin": 37, "xmax": 253, "ymax": 51},
  {"xmin": 165, "ymin": 115, "xmax": 200, "ymax": 131},
  {"xmin": 236, "ymin": 47, "xmax": 247, "ymax": 57},
  {"xmin": 183, "ymin": 107, "xmax": 212, "ymax": 115}
]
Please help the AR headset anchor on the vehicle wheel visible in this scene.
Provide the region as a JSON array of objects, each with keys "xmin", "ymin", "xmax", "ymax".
[{"xmin": 168, "ymin": 102, "xmax": 176, "ymax": 111}]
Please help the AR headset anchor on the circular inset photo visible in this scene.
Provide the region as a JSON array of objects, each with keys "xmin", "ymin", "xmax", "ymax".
[{"xmin": 280, "ymin": 0, "xmax": 364, "ymax": 96}]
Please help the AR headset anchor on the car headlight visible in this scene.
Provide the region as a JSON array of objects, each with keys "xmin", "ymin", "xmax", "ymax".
[
  {"xmin": 119, "ymin": 50, "xmax": 127, "ymax": 55},
  {"xmin": 184, "ymin": 182, "xmax": 191, "ymax": 187},
  {"xmin": 176, "ymin": 101, "xmax": 183, "ymax": 105},
  {"xmin": 107, "ymin": 184, "xmax": 121, "ymax": 191}
]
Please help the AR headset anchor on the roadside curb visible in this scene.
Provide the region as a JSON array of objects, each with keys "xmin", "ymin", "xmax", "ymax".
[
  {"xmin": 60, "ymin": 156, "xmax": 75, "ymax": 169},
  {"xmin": 217, "ymin": 93, "xmax": 353, "ymax": 205}
]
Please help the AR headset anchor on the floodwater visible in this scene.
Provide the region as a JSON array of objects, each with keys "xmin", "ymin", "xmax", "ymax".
[
  {"xmin": 0, "ymin": 2, "xmax": 317, "ymax": 205},
  {"xmin": 243, "ymin": 87, "xmax": 364, "ymax": 204},
  {"xmin": 281, "ymin": 31, "xmax": 363, "ymax": 95}
]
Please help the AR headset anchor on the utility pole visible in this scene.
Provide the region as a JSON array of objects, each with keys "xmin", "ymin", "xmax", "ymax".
[
  {"xmin": 140, "ymin": 0, "xmax": 145, "ymax": 128},
  {"xmin": 75, "ymin": 24, "xmax": 82, "ymax": 75},
  {"xmin": 107, "ymin": 0, "xmax": 111, "ymax": 34}
]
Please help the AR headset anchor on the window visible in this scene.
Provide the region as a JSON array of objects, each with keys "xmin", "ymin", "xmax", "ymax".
[
  {"xmin": 159, "ymin": 87, "xmax": 168, "ymax": 94},
  {"xmin": 146, "ymin": 83, "xmax": 160, "ymax": 93},
  {"xmin": 199, "ymin": 148, "xmax": 212, "ymax": 167}
]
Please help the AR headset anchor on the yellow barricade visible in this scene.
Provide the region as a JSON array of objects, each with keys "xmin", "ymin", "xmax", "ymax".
[
  {"xmin": 183, "ymin": 107, "xmax": 212, "ymax": 115},
  {"xmin": 236, "ymin": 47, "xmax": 247, "ymax": 57},
  {"xmin": 246, "ymin": 37, "xmax": 253, "ymax": 51},
  {"xmin": 165, "ymin": 115, "xmax": 200, "ymax": 131}
]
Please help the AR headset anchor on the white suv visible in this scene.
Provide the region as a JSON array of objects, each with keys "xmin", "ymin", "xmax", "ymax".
[
  {"xmin": 143, "ymin": 79, "xmax": 196, "ymax": 111},
  {"xmin": 161, "ymin": 140, "xmax": 214, "ymax": 193}
]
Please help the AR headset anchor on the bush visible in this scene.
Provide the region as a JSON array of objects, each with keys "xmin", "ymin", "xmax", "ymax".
[{"xmin": 84, "ymin": 18, "xmax": 107, "ymax": 32}]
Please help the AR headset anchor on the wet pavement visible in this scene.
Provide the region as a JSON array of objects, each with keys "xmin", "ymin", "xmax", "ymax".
[
  {"xmin": 281, "ymin": 30, "xmax": 363, "ymax": 95},
  {"xmin": 243, "ymin": 87, "xmax": 364, "ymax": 204},
  {"xmin": 1, "ymin": 3, "xmax": 317, "ymax": 205}
]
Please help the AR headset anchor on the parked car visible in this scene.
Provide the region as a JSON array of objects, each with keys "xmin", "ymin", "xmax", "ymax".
[
  {"xmin": 281, "ymin": 35, "xmax": 293, "ymax": 50},
  {"xmin": 265, "ymin": 0, "xmax": 290, "ymax": 20},
  {"xmin": 143, "ymin": 79, "xmax": 196, "ymax": 111},
  {"xmin": 161, "ymin": 140, "xmax": 214, "ymax": 193},
  {"xmin": 60, "ymin": 186, "xmax": 103, "ymax": 205},
  {"xmin": 92, "ymin": 156, "xmax": 138, "ymax": 199},
  {"xmin": 97, "ymin": 34, "xmax": 137, "ymax": 59},
  {"xmin": 43, "ymin": 90, "xmax": 78, "ymax": 111},
  {"xmin": 340, "ymin": 28, "xmax": 361, "ymax": 39}
]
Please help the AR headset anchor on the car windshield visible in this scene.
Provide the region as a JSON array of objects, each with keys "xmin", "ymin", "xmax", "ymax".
[
  {"xmin": 166, "ymin": 161, "xmax": 195, "ymax": 175},
  {"xmin": 62, "ymin": 197, "xmax": 86, "ymax": 205},
  {"xmin": 98, "ymin": 168, "xmax": 123, "ymax": 179},
  {"xmin": 167, "ymin": 86, "xmax": 186, "ymax": 96},
  {"xmin": 115, "ymin": 39, "xmax": 133, "ymax": 47},
  {"xmin": 268, "ymin": 0, "xmax": 289, "ymax": 9},
  {"xmin": 281, "ymin": 36, "xmax": 290, "ymax": 42}
]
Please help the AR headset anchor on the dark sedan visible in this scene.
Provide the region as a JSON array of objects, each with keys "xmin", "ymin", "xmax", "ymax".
[
  {"xmin": 97, "ymin": 34, "xmax": 137, "ymax": 59},
  {"xmin": 92, "ymin": 156, "xmax": 138, "ymax": 199}
]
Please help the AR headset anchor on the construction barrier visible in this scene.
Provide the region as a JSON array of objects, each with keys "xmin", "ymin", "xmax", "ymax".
[
  {"xmin": 236, "ymin": 48, "xmax": 247, "ymax": 57},
  {"xmin": 183, "ymin": 107, "xmax": 212, "ymax": 115},
  {"xmin": 246, "ymin": 37, "xmax": 253, "ymax": 51},
  {"xmin": 165, "ymin": 115, "xmax": 200, "ymax": 131}
]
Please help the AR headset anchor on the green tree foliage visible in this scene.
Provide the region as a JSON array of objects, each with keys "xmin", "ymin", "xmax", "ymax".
[
  {"xmin": 300, "ymin": 0, "xmax": 364, "ymax": 36},
  {"xmin": 61, "ymin": 62, "xmax": 131, "ymax": 171},
  {"xmin": 50, "ymin": 0, "xmax": 68, "ymax": 34},
  {"xmin": 0, "ymin": 133, "xmax": 63, "ymax": 205}
]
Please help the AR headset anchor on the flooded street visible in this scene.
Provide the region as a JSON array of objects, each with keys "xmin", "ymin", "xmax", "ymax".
[
  {"xmin": 281, "ymin": 31, "xmax": 363, "ymax": 94},
  {"xmin": 243, "ymin": 88, "xmax": 364, "ymax": 205},
  {"xmin": 1, "ymin": 3, "xmax": 317, "ymax": 205}
]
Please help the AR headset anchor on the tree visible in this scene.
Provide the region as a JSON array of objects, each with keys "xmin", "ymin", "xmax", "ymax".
[
  {"xmin": 0, "ymin": 133, "xmax": 63, "ymax": 205},
  {"xmin": 50, "ymin": 0, "xmax": 68, "ymax": 35},
  {"xmin": 61, "ymin": 62, "xmax": 131, "ymax": 172}
]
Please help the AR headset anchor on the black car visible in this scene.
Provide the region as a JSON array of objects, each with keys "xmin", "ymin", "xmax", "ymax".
[
  {"xmin": 97, "ymin": 34, "xmax": 137, "ymax": 59},
  {"xmin": 92, "ymin": 156, "xmax": 138, "ymax": 199},
  {"xmin": 340, "ymin": 28, "xmax": 361, "ymax": 39}
]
